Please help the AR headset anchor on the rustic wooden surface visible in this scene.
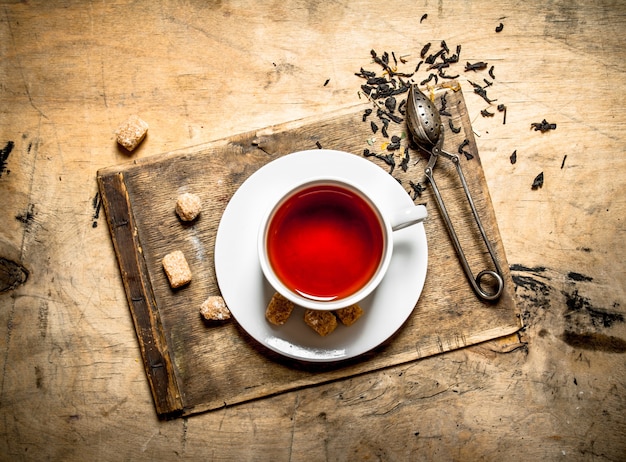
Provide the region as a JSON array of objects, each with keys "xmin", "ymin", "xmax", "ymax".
[
  {"xmin": 97, "ymin": 86, "xmax": 520, "ymax": 417},
  {"xmin": 1, "ymin": 1, "xmax": 625, "ymax": 460}
]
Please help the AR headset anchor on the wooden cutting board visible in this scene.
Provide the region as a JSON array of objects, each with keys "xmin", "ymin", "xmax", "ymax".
[{"xmin": 97, "ymin": 83, "xmax": 521, "ymax": 418}]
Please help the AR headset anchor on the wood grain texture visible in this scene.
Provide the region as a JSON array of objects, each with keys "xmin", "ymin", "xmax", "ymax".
[{"xmin": 1, "ymin": 0, "xmax": 625, "ymax": 460}]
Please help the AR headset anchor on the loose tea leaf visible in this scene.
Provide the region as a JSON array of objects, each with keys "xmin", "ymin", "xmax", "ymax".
[
  {"xmin": 495, "ymin": 23, "xmax": 504, "ymax": 32},
  {"xmin": 420, "ymin": 73, "xmax": 438, "ymax": 86},
  {"xmin": 532, "ymin": 172, "xmax": 544, "ymax": 189},
  {"xmin": 355, "ymin": 68, "xmax": 376, "ymax": 79},
  {"xmin": 449, "ymin": 45, "xmax": 462, "ymax": 64},
  {"xmin": 381, "ymin": 154, "xmax": 396, "ymax": 171},
  {"xmin": 370, "ymin": 49, "xmax": 392, "ymax": 73},
  {"xmin": 400, "ymin": 147, "xmax": 410, "ymax": 172},
  {"xmin": 510, "ymin": 150, "xmax": 517, "ymax": 164},
  {"xmin": 468, "ymin": 80, "xmax": 497, "ymax": 103},
  {"xmin": 458, "ymin": 139, "xmax": 473, "ymax": 160},
  {"xmin": 367, "ymin": 76, "xmax": 388, "ymax": 85},
  {"xmin": 425, "ymin": 49, "xmax": 445, "ymax": 65},
  {"xmin": 439, "ymin": 93, "xmax": 451, "ymax": 117},
  {"xmin": 385, "ymin": 96, "xmax": 397, "ymax": 113},
  {"xmin": 378, "ymin": 108, "xmax": 403, "ymax": 124},
  {"xmin": 381, "ymin": 122, "xmax": 389, "ymax": 138},
  {"xmin": 409, "ymin": 181, "xmax": 427, "ymax": 200},
  {"xmin": 497, "ymin": 104, "xmax": 507, "ymax": 124},
  {"xmin": 439, "ymin": 69, "xmax": 460, "ymax": 80},
  {"xmin": 531, "ymin": 119, "xmax": 557, "ymax": 132},
  {"xmin": 386, "ymin": 135, "xmax": 402, "ymax": 151},
  {"xmin": 398, "ymin": 99, "xmax": 407, "ymax": 115},
  {"xmin": 448, "ymin": 118, "xmax": 462, "ymax": 134},
  {"xmin": 363, "ymin": 149, "xmax": 395, "ymax": 173},
  {"xmin": 465, "ymin": 61, "xmax": 488, "ymax": 72}
]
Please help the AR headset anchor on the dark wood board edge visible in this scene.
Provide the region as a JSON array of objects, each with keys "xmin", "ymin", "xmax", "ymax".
[{"xmin": 97, "ymin": 172, "xmax": 183, "ymax": 418}]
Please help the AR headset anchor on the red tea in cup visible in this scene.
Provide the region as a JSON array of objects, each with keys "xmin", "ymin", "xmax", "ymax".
[
  {"xmin": 265, "ymin": 183, "xmax": 385, "ymax": 302},
  {"xmin": 259, "ymin": 177, "xmax": 426, "ymax": 310}
]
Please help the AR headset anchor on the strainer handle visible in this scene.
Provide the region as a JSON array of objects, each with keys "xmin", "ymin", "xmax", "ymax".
[{"xmin": 425, "ymin": 149, "xmax": 504, "ymax": 301}]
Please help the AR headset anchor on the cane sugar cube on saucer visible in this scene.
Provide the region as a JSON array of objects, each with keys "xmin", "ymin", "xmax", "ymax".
[
  {"xmin": 266, "ymin": 292, "xmax": 295, "ymax": 326},
  {"xmin": 304, "ymin": 309, "xmax": 338, "ymax": 336},
  {"xmin": 334, "ymin": 304, "xmax": 364, "ymax": 326}
]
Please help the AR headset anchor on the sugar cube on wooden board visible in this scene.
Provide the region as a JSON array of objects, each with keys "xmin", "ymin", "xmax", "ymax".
[
  {"xmin": 162, "ymin": 250, "xmax": 192, "ymax": 288},
  {"xmin": 175, "ymin": 193, "xmax": 202, "ymax": 221},
  {"xmin": 200, "ymin": 296, "xmax": 231, "ymax": 321}
]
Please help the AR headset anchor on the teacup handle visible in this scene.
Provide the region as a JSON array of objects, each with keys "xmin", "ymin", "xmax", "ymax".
[{"xmin": 390, "ymin": 205, "xmax": 428, "ymax": 231}]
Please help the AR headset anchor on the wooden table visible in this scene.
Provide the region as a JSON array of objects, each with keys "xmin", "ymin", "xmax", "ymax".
[{"xmin": 1, "ymin": 1, "xmax": 625, "ymax": 460}]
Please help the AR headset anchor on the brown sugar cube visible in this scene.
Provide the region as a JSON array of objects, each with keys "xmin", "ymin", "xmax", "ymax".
[
  {"xmin": 200, "ymin": 295, "xmax": 231, "ymax": 321},
  {"xmin": 304, "ymin": 309, "xmax": 337, "ymax": 337},
  {"xmin": 265, "ymin": 292, "xmax": 295, "ymax": 326},
  {"xmin": 175, "ymin": 193, "xmax": 202, "ymax": 221},
  {"xmin": 334, "ymin": 304, "xmax": 364, "ymax": 326},
  {"xmin": 115, "ymin": 114, "xmax": 148, "ymax": 151},
  {"xmin": 162, "ymin": 250, "xmax": 192, "ymax": 288}
]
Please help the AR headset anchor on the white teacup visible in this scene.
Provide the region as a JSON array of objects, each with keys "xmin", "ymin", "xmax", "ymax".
[{"xmin": 258, "ymin": 177, "xmax": 427, "ymax": 310}]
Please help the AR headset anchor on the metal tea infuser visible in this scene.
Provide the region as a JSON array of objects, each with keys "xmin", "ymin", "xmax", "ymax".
[{"xmin": 405, "ymin": 84, "xmax": 504, "ymax": 301}]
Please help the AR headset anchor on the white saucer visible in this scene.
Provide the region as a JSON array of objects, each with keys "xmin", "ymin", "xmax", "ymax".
[{"xmin": 214, "ymin": 150, "xmax": 428, "ymax": 362}]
